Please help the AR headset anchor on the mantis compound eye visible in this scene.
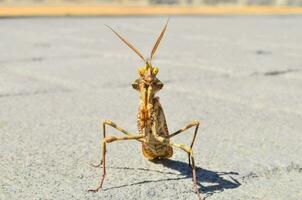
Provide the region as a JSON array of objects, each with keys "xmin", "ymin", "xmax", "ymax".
[
  {"xmin": 152, "ymin": 67, "xmax": 159, "ymax": 75},
  {"xmin": 132, "ymin": 78, "xmax": 140, "ymax": 90},
  {"xmin": 138, "ymin": 67, "xmax": 145, "ymax": 76}
]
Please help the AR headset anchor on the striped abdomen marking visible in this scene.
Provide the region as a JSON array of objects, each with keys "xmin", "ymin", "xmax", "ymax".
[
  {"xmin": 139, "ymin": 97, "xmax": 173, "ymax": 159},
  {"xmin": 142, "ymin": 143, "xmax": 173, "ymax": 160}
]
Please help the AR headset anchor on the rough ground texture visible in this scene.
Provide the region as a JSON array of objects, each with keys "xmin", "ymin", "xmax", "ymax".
[{"xmin": 0, "ymin": 16, "xmax": 302, "ymax": 200}]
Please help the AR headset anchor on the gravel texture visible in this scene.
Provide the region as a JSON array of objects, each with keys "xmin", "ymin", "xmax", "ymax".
[{"xmin": 0, "ymin": 16, "xmax": 302, "ymax": 200}]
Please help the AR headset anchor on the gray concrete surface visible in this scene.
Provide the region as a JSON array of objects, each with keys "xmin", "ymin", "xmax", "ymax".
[{"xmin": 0, "ymin": 16, "xmax": 302, "ymax": 200}]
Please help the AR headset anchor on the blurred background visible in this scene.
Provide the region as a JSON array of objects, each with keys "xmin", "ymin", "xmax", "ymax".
[
  {"xmin": 1, "ymin": 0, "xmax": 302, "ymax": 17},
  {"xmin": 0, "ymin": 0, "xmax": 302, "ymax": 6}
]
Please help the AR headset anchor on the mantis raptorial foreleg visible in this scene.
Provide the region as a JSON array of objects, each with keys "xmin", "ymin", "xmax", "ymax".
[
  {"xmin": 90, "ymin": 120, "xmax": 143, "ymax": 168},
  {"xmin": 89, "ymin": 121, "xmax": 144, "ymax": 192},
  {"xmin": 168, "ymin": 121, "xmax": 200, "ymax": 167}
]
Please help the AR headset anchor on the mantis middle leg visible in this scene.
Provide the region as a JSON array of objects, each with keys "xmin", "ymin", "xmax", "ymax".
[
  {"xmin": 154, "ymin": 135, "xmax": 204, "ymax": 200},
  {"xmin": 89, "ymin": 120, "xmax": 144, "ymax": 192},
  {"xmin": 171, "ymin": 142, "xmax": 204, "ymax": 200},
  {"xmin": 91, "ymin": 120, "xmax": 143, "ymax": 167},
  {"xmin": 167, "ymin": 120, "xmax": 200, "ymax": 167}
]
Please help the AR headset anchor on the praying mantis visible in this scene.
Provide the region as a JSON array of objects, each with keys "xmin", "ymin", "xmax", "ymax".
[{"xmin": 89, "ymin": 20, "xmax": 204, "ymax": 200}]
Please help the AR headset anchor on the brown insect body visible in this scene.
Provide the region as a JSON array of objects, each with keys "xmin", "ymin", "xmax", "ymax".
[
  {"xmin": 139, "ymin": 88, "xmax": 173, "ymax": 159},
  {"xmin": 90, "ymin": 20, "xmax": 204, "ymax": 200}
]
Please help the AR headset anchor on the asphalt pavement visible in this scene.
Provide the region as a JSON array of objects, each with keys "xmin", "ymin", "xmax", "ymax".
[{"xmin": 0, "ymin": 16, "xmax": 302, "ymax": 200}]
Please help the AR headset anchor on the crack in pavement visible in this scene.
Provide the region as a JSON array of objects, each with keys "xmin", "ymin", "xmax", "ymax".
[
  {"xmin": 240, "ymin": 163, "xmax": 302, "ymax": 183},
  {"xmin": 251, "ymin": 68, "xmax": 301, "ymax": 77}
]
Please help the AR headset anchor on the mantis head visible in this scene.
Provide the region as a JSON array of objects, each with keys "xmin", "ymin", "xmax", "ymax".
[
  {"xmin": 132, "ymin": 61, "xmax": 163, "ymax": 94},
  {"xmin": 106, "ymin": 20, "xmax": 168, "ymax": 94}
]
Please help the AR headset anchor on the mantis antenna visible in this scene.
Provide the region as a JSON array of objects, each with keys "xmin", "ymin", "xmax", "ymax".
[
  {"xmin": 150, "ymin": 19, "xmax": 169, "ymax": 60},
  {"xmin": 106, "ymin": 25, "xmax": 145, "ymax": 61}
]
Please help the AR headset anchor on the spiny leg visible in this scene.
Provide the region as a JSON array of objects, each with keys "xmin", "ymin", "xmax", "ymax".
[
  {"xmin": 90, "ymin": 120, "xmax": 142, "ymax": 168},
  {"xmin": 168, "ymin": 120, "xmax": 200, "ymax": 167},
  {"xmin": 89, "ymin": 134, "xmax": 144, "ymax": 192}
]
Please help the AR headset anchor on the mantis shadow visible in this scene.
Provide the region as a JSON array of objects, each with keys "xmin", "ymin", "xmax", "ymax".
[
  {"xmin": 103, "ymin": 159, "xmax": 240, "ymax": 197},
  {"xmin": 152, "ymin": 159, "xmax": 241, "ymax": 197}
]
